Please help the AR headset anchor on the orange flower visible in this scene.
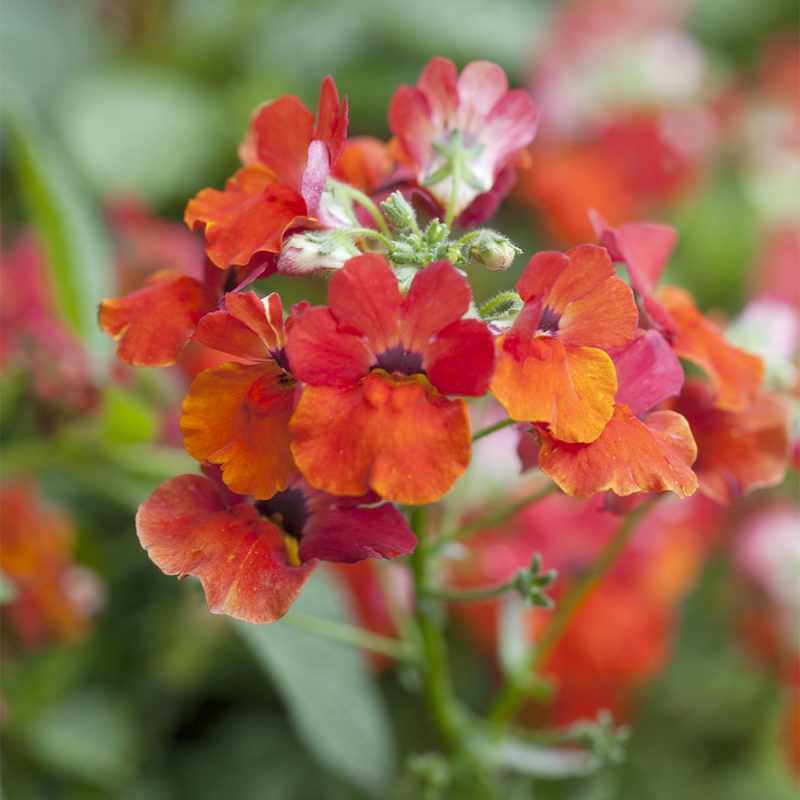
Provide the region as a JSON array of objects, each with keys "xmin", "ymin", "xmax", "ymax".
[
  {"xmin": 180, "ymin": 291, "xmax": 297, "ymax": 500},
  {"xmin": 285, "ymin": 254, "xmax": 495, "ymax": 504},
  {"xmin": 491, "ymin": 243, "xmax": 638, "ymax": 443}
]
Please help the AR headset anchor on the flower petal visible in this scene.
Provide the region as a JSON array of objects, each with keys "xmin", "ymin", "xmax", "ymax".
[
  {"xmin": 657, "ymin": 286, "xmax": 764, "ymax": 411},
  {"xmin": 300, "ymin": 500, "xmax": 416, "ymax": 563},
  {"xmin": 613, "ymin": 330, "xmax": 684, "ymax": 417},
  {"xmin": 99, "ymin": 271, "xmax": 216, "ymax": 367},
  {"xmin": 328, "ymin": 254, "xmax": 403, "ymax": 353},
  {"xmin": 676, "ymin": 380, "xmax": 790, "ymax": 504},
  {"xmin": 137, "ymin": 474, "xmax": 314, "ymax": 624},
  {"xmin": 491, "ymin": 336, "xmax": 617, "ymax": 443},
  {"xmin": 290, "ymin": 373, "xmax": 471, "ymax": 504},
  {"xmin": 181, "ymin": 362, "xmax": 296, "ymax": 499},
  {"xmin": 401, "ymin": 260, "xmax": 472, "ymax": 352},
  {"xmin": 193, "ymin": 291, "xmax": 285, "ymax": 362},
  {"xmin": 284, "ymin": 306, "xmax": 373, "ymax": 386},
  {"xmin": 516, "ymin": 244, "xmax": 638, "ymax": 351},
  {"xmin": 424, "ymin": 318, "xmax": 496, "ymax": 396},
  {"xmin": 185, "ymin": 165, "xmax": 307, "ymax": 269},
  {"xmin": 539, "ymin": 405, "xmax": 698, "ymax": 499}
]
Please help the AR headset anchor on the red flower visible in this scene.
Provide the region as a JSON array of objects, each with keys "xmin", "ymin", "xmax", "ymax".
[
  {"xmin": 181, "ymin": 291, "xmax": 297, "ymax": 500},
  {"xmin": 185, "ymin": 77, "xmax": 348, "ymax": 270},
  {"xmin": 490, "ymin": 243, "xmax": 638, "ymax": 443},
  {"xmin": 136, "ymin": 471, "xmax": 414, "ymax": 624},
  {"xmin": 657, "ymin": 285, "xmax": 764, "ymax": 412},
  {"xmin": 285, "ymin": 254, "xmax": 495, "ymax": 504},
  {"xmin": 590, "ymin": 210, "xmax": 679, "ymax": 336},
  {"xmin": 536, "ymin": 331, "xmax": 698, "ymax": 498},
  {"xmin": 675, "ymin": 379, "xmax": 790, "ymax": 503},
  {"xmin": 389, "ymin": 57, "xmax": 539, "ymax": 221}
]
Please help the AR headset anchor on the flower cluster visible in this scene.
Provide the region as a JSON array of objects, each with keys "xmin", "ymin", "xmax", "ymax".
[{"xmin": 99, "ymin": 57, "xmax": 790, "ymax": 625}]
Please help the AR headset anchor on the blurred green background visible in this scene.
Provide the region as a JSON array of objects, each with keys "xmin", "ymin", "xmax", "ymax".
[{"xmin": 1, "ymin": 0, "xmax": 798, "ymax": 798}]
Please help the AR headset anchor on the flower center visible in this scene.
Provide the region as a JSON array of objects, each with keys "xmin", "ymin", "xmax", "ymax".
[
  {"xmin": 537, "ymin": 306, "xmax": 561, "ymax": 336},
  {"xmin": 375, "ymin": 345, "xmax": 424, "ymax": 376},
  {"xmin": 256, "ymin": 488, "xmax": 309, "ymax": 541}
]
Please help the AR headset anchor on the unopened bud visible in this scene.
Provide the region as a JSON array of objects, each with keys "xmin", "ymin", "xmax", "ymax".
[
  {"xmin": 277, "ymin": 232, "xmax": 355, "ymax": 276},
  {"xmin": 467, "ymin": 230, "xmax": 519, "ymax": 271},
  {"xmin": 380, "ymin": 191, "xmax": 418, "ymax": 232}
]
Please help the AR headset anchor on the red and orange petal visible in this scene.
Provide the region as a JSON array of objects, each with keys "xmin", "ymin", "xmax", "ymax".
[
  {"xmin": 677, "ymin": 380, "xmax": 790, "ymax": 504},
  {"xmin": 181, "ymin": 362, "xmax": 297, "ymax": 500},
  {"xmin": 334, "ymin": 137, "xmax": 397, "ymax": 194},
  {"xmin": 99, "ymin": 270, "xmax": 216, "ymax": 367},
  {"xmin": 538, "ymin": 405, "xmax": 698, "ymax": 499},
  {"xmin": 327, "ymin": 254, "xmax": 403, "ymax": 354},
  {"xmin": 613, "ymin": 330, "xmax": 684, "ymax": 417},
  {"xmin": 185, "ymin": 165, "xmax": 307, "ymax": 269},
  {"xmin": 491, "ymin": 336, "xmax": 617, "ymax": 443},
  {"xmin": 193, "ymin": 291, "xmax": 285, "ymax": 362},
  {"xmin": 424, "ymin": 318, "xmax": 495, "ymax": 397},
  {"xmin": 137, "ymin": 474, "xmax": 315, "ymax": 624},
  {"xmin": 516, "ymin": 244, "xmax": 638, "ymax": 352},
  {"xmin": 401, "ymin": 259, "xmax": 471, "ymax": 352},
  {"xmin": 290, "ymin": 372, "xmax": 471, "ymax": 505},
  {"xmin": 657, "ymin": 285, "xmax": 764, "ymax": 412},
  {"xmin": 299, "ymin": 501, "xmax": 416, "ymax": 563},
  {"xmin": 284, "ymin": 306, "xmax": 374, "ymax": 387}
]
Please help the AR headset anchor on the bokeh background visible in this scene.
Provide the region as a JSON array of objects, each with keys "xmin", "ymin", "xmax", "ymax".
[{"xmin": 1, "ymin": 0, "xmax": 798, "ymax": 797}]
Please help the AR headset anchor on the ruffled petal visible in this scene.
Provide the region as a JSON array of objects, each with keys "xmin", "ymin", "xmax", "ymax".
[
  {"xmin": 284, "ymin": 306, "xmax": 373, "ymax": 386},
  {"xmin": 388, "ymin": 85, "xmax": 435, "ymax": 167},
  {"xmin": 99, "ymin": 271, "xmax": 216, "ymax": 367},
  {"xmin": 193, "ymin": 291, "xmax": 285, "ymax": 362},
  {"xmin": 137, "ymin": 474, "xmax": 314, "ymax": 624},
  {"xmin": 491, "ymin": 336, "xmax": 617, "ymax": 443},
  {"xmin": 613, "ymin": 330, "xmax": 684, "ymax": 417},
  {"xmin": 516, "ymin": 244, "xmax": 638, "ymax": 351},
  {"xmin": 328, "ymin": 254, "xmax": 403, "ymax": 353},
  {"xmin": 299, "ymin": 499, "xmax": 416, "ymax": 563},
  {"xmin": 677, "ymin": 380, "xmax": 790, "ymax": 504},
  {"xmin": 424, "ymin": 318, "xmax": 496, "ymax": 396},
  {"xmin": 401, "ymin": 260, "xmax": 472, "ymax": 352},
  {"xmin": 290, "ymin": 373, "xmax": 471, "ymax": 504},
  {"xmin": 539, "ymin": 405, "xmax": 698, "ymax": 499},
  {"xmin": 185, "ymin": 165, "xmax": 307, "ymax": 269},
  {"xmin": 418, "ymin": 56, "xmax": 459, "ymax": 128},
  {"xmin": 657, "ymin": 286, "xmax": 764, "ymax": 412},
  {"xmin": 314, "ymin": 75, "xmax": 349, "ymax": 165},
  {"xmin": 181, "ymin": 362, "xmax": 296, "ymax": 499},
  {"xmin": 246, "ymin": 96, "xmax": 314, "ymax": 190}
]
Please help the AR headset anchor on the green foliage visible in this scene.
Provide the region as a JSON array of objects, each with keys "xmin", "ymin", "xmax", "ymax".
[{"xmin": 234, "ymin": 569, "xmax": 395, "ymax": 795}]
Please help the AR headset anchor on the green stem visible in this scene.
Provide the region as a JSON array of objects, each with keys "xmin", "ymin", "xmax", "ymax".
[
  {"xmin": 410, "ymin": 506, "xmax": 464, "ymax": 749},
  {"xmin": 472, "ymin": 417, "xmax": 515, "ymax": 441},
  {"xmin": 335, "ymin": 182, "xmax": 391, "ymax": 236},
  {"xmin": 432, "ymin": 483, "xmax": 558, "ymax": 553},
  {"xmin": 443, "ymin": 136, "xmax": 462, "ymax": 228},
  {"xmin": 347, "ymin": 227, "xmax": 393, "ymax": 249},
  {"xmin": 424, "ymin": 578, "xmax": 516, "ymax": 604},
  {"xmin": 282, "ymin": 612, "xmax": 416, "ymax": 661},
  {"xmin": 488, "ymin": 499, "xmax": 658, "ymax": 723}
]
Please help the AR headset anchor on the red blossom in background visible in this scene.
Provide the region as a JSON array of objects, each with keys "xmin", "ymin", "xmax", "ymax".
[
  {"xmin": 389, "ymin": 57, "xmax": 539, "ymax": 222},
  {"xmin": 286, "ymin": 253, "xmax": 495, "ymax": 504}
]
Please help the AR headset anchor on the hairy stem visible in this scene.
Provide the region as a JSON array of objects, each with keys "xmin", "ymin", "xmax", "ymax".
[
  {"xmin": 488, "ymin": 499, "xmax": 658, "ymax": 723},
  {"xmin": 472, "ymin": 417, "xmax": 516, "ymax": 441}
]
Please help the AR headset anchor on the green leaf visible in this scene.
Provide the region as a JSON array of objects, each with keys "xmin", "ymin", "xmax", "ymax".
[
  {"xmin": 97, "ymin": 387, "xmax": 159, "ymax": 445},
  {"xmin": 0, "ymin": 571, "xmax": 18, "ymax": 604},
  {"xmin": 26, "ymin": 688, "xmax": 138, "ymax": 788},
  {"xmin": 4, "ymin": 94, "xmax": 113, "ymax": 361},
  {"xmin": 56, "ymin": 67, "xmax": 227, "ymax": 205},
  {"xmin": 233, "ymin": 567, "xmax": 395, "ymax": 795}
]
